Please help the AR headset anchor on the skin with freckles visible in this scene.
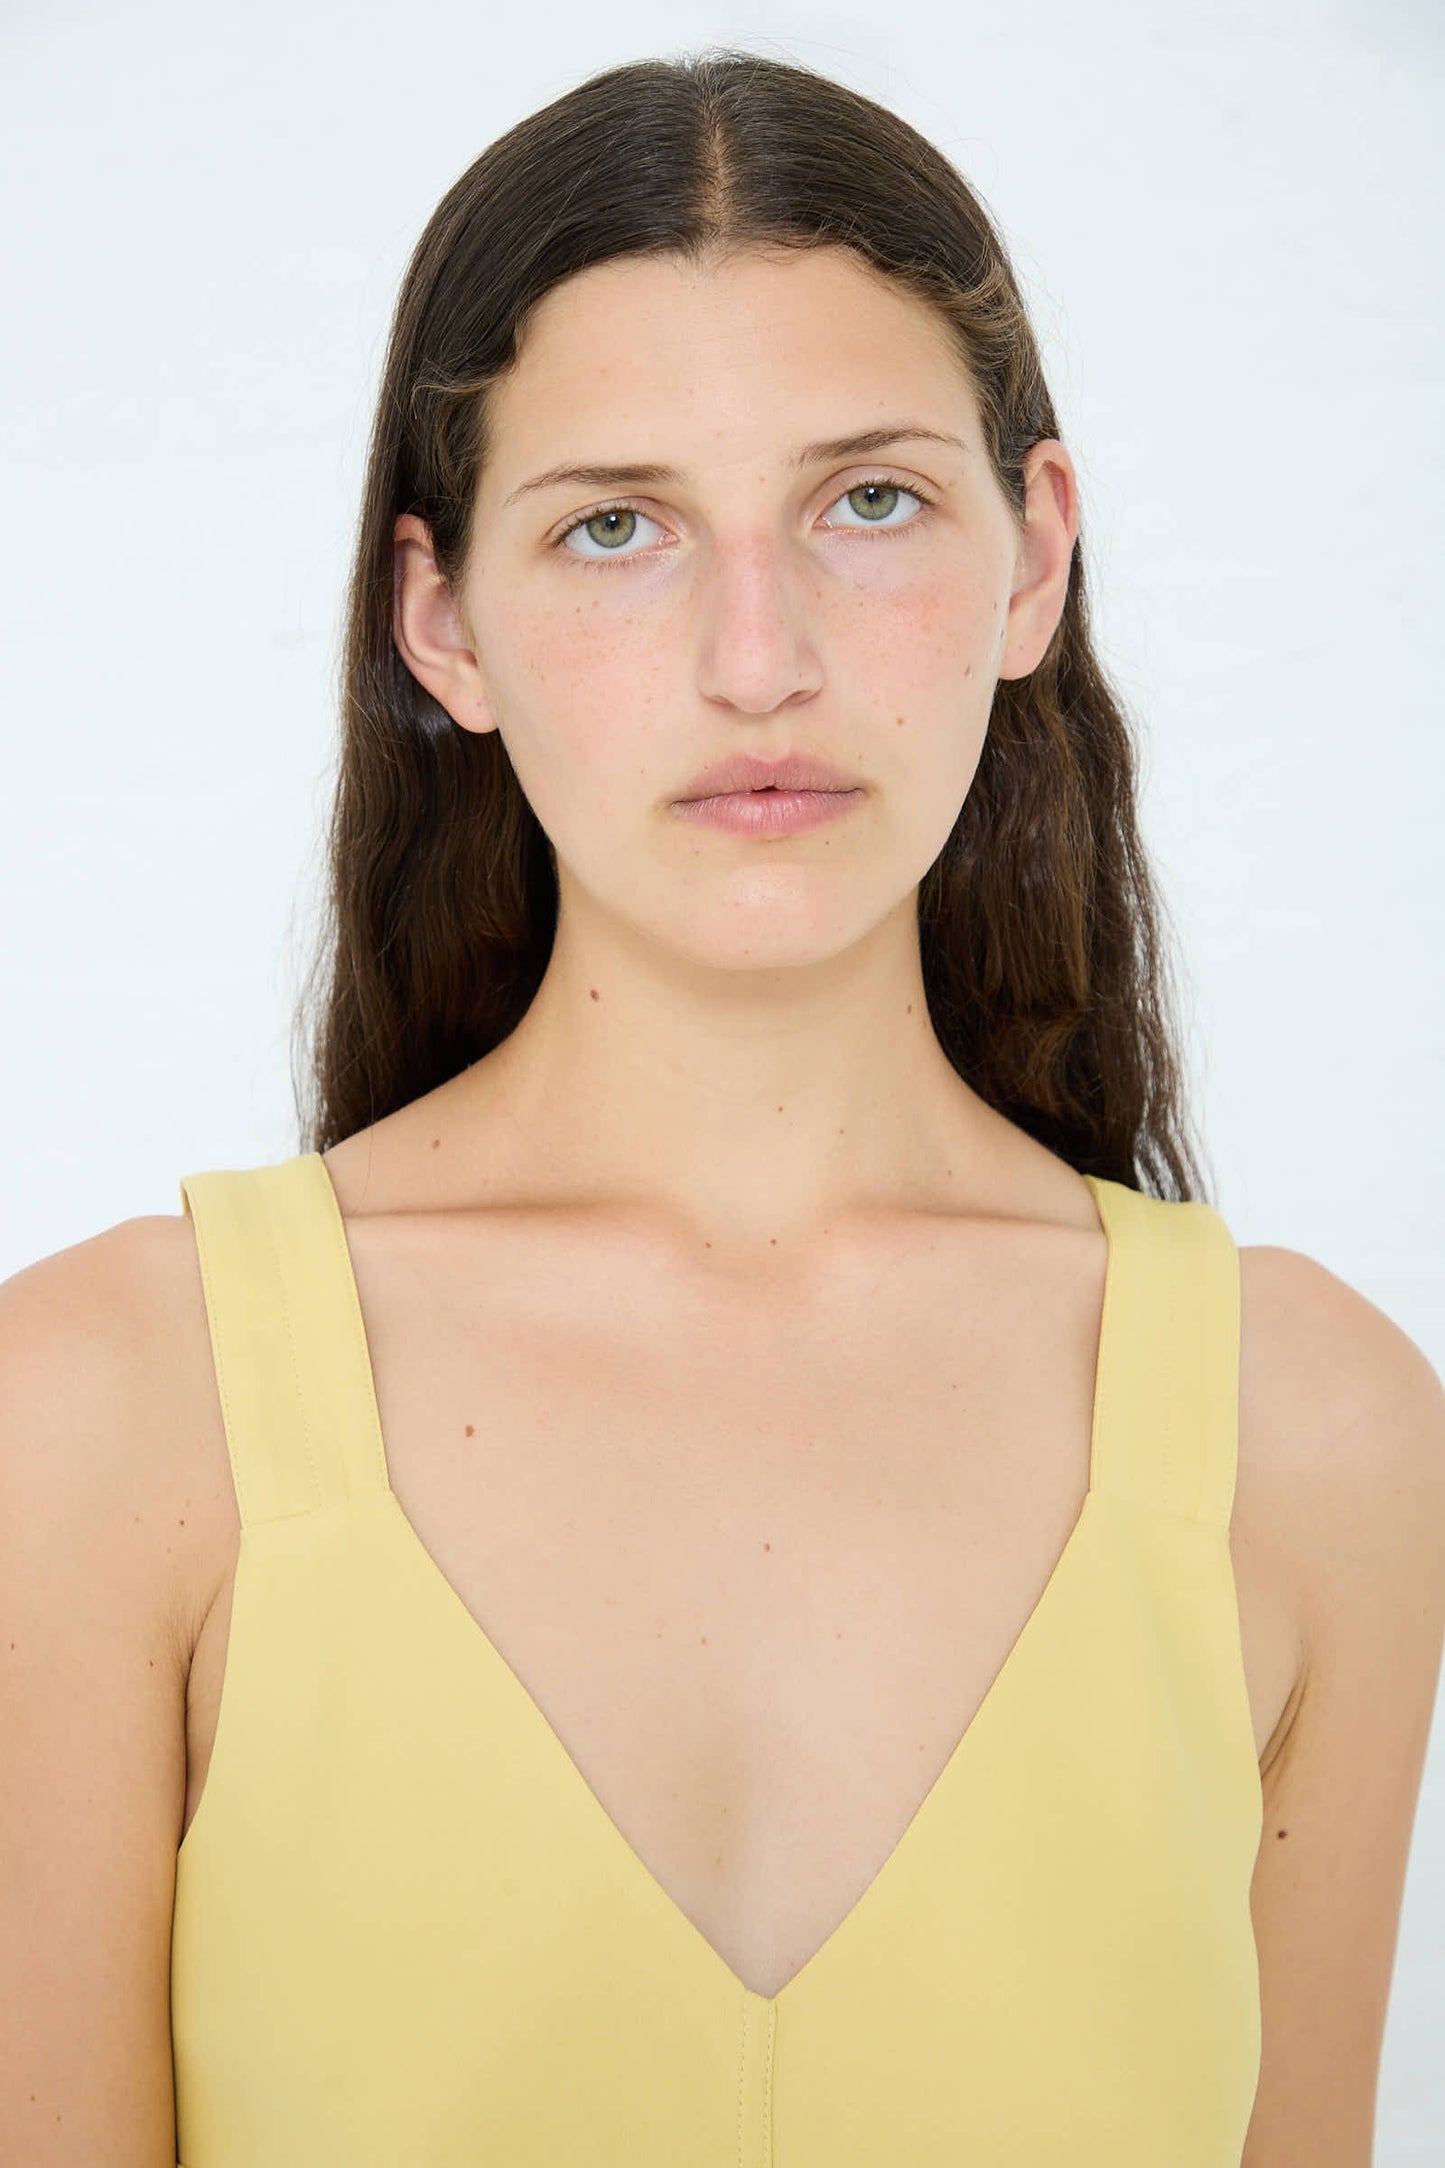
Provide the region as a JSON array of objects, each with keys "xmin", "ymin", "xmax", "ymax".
[{"xmin": 390, "ymin": 243, "xmax": 1080, "ymax": 1260}]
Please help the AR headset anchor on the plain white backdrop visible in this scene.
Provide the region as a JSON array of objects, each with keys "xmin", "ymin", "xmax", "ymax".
[{"xmin": 2, "ymin": 0, "xmax": 1441, "ymax": 2153}]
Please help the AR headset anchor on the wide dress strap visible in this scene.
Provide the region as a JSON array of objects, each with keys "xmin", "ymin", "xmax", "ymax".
[
  {"xmin": 178, "ymin": 1153, "xmax": 387, "ymax": 1528},
  {"xmin": 1083, "ymin": 1173, "xmax": 1241, "ymax": 1532}
]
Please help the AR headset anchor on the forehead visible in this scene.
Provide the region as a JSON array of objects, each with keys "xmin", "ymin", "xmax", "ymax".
[{"xmin": 484, "ymin": 246, "xmax": 978, "ymax": 473}]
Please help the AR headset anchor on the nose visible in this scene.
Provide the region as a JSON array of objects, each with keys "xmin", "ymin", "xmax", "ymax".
[{"xmin": 692, "ymin": 530, "xmax": 825, "ymax": 716}]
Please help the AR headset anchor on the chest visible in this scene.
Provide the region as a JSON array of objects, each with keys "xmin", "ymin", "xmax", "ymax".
[{"xmin": 181, "ymin": 1209, "xmax": 1300, "ymax": 2000}]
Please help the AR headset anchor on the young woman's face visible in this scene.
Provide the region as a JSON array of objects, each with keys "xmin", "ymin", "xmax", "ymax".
[{"xmin": 397, "ymin": 244, "xmax": 1075, "ymax": 972}]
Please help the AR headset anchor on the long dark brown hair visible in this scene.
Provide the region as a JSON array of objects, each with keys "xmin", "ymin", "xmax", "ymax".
[{"xmin": 291, "ymin": 47, "xmax": 1212, "ymax": 1204}]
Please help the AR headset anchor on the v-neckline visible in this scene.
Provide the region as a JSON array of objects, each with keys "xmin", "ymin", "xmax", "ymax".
[{"xmin": 311, "ymin": 1153, "xmax": 1118, "ymax": 2010}]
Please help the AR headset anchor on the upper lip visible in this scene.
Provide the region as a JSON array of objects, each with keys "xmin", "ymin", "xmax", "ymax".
[{"xmin": 675, "ymin": 750, "xmax": 862, "ymax": 801}]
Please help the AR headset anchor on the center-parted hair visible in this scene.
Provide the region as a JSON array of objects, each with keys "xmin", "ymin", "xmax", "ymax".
[{"xmin": 292, "ymin": 47, "xmax": 1210, "ymax": 1203}]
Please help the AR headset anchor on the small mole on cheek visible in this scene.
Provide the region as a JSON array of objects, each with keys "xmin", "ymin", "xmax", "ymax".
[
  {"xmin": 895, "ymin": 713, "xmax": 906, "ymax": 726},
  {"xmin": 1275, "ymin": 1827, "xmax": 1288, "ymax": 1839},
  {"xmin": 431, "ymin": 1136, "xmax": 441, "ymax": 1150},
  {"xmin": 589, "ymin": 987, "xmax": 600, "ymax": 1001},
  {"xmin": 465, "ymin": 1424, "xmax": 475, "ymax": 1437}
]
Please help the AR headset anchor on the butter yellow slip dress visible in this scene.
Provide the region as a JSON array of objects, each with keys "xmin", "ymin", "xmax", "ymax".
[{"xmin": 169, "ymin": 1151, "xmax": 1263, "ymax": 2165}]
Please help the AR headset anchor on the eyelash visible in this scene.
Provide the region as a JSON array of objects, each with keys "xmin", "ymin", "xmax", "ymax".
[{"xmin": 551, "ymin": 472, "xmax": 936, "ymax": 567}]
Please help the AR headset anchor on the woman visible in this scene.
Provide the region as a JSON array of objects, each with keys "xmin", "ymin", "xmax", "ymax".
[{"xmin": 4, "ymin": 48, "xmax": 1442, "ymax": 2168}]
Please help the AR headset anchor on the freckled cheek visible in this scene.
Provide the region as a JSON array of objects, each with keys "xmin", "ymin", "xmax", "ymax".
[
  {"xmin": 536, "ymin": 607, "xmax": 670, "ymax": 734},
  {"xmin": 837, "ymin": 570, "xmax": 997, "ymax": 700},
  {"xmin": 510, "ymin": 580, "xmax": 659, "ymax": 671},
  {"xmin": 892, "ymin": 576, "xmax": 996, "ymax": 659},
  {"xmin": 497, "ymin": 600, "xmax": 673, "ymax": 808}
]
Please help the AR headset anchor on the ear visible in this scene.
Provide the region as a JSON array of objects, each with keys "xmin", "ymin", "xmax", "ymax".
[
  {"xmin": 997, "ymin": 439, "xmax": 1079, "ymax": 682},
  {"xmin": 391, "ymin": 512, "xmax": 500, "ymax": 735}
]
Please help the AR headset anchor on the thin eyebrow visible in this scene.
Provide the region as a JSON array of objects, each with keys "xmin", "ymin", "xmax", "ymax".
[{"xmin": 499, "ymin": 424, "xmax": 969, "ymax": 511}]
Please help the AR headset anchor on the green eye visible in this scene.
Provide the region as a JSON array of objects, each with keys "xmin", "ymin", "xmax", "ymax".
[
  {"xmin": 557, "ymin": 504, "xmax": 666, "ymax": 561},
  {"xmin": 553, "ymin": 472, "xmax": 932, "ymax": 566},
  {"xmin": 825, "ymin": 478, "xmax": 929, "ymax": 529}
]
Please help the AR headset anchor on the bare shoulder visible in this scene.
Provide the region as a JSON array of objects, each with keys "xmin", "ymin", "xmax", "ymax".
[
  {"xmin": 1234, "ymin": 1242, "xmax": 1445, "ymax": 2166},
  {"xmin": 1236, "ymin": 1242, "xmax": 1445, "ymax": 1624},
  {"xmin": 0, "ymin": 1207, "xmax": 233, "ymax": 2163},
  {"xmin": 0, "ymin": 1209, "xmax": 233, "ymax": 1666}
]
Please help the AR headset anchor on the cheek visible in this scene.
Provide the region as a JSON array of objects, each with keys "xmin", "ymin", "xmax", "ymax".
[
  {"xmin": 480, "ymin": 586, "xmax": 674, "ymax": 825},
  {"xmin": 504, "ymin": 579, "xmax": 665, "ymax": 691},
  {"xmin": 839, "ymin": 558, "xmax": 997, "ymax": 680},
  {"xmin": 832, "ymin": 565, "xmax": 998, "ymax": 802},
  {"xmin": 855, "ymin": 571, "xmax": 1000, "ymax": 844}
]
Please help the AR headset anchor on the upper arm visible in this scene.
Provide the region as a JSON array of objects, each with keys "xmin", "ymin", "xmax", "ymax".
[
  {"xmin": 0, "ymin": 1217, "xmax": 208, "ymax": 2168},
  {"xmin": 1238, "ymin": 1245, "xmax": 1445, "ymax": 2167}
]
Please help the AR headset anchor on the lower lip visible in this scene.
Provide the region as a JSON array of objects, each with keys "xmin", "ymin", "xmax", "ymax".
[{"xmin": 672, "ymin": 787, "xmax": 864, "ymax": 836}]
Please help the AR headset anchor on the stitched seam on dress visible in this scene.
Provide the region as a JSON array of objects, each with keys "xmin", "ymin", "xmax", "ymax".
[
  {"xmin": 1192, "ymin": 1253, "xmax": 1210, "ymax": 1524},
  {"xmin": 183, "ymin": 1185, "xmax": 250, "ymax": 1527},
  {"xmin": 314, "ymin": 1156, "xmax": 390, "ymax": 1494},
  {"xmin": 254, "ymin": 1177, "xmax": 323, "ymax": 1519},
  {"xmin": 1085, "ymin": 1173, "xmax": 1116, "ymax": 1500},
  {"xmin": 762, "ymin": 1996, "xmax": 775, "ymax": 2163},
  {"xmin": 1187, "ymin": 1214, "xmax": 1230, "ymax": 1534}
]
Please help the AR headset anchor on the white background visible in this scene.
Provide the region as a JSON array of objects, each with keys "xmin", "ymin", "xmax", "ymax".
[{"xmin": 2, "ymin": 0, "xmax": 1441, "ymax": 2153}]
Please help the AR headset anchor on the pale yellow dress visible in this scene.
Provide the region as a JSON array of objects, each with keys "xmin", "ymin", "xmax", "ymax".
[{"xmin": 169, "ymin": 1152, "xmax": 1262, "ymax": 2164}]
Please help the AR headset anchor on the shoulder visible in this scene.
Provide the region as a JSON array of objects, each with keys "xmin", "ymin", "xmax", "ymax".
[
  {"xmin": 1232, "ymin": 1242, "xmax": 1445, "ymax": 2161},
  {"xmin": 0, "ymin": 1206, "xmax": 213, "ymax": 1420},
  {"xmin": 1236, "ymin": 1241, "xmax": 1445, "ymax": 1589},
  {"xmin": 0, "ymin": 1213, "xmax": 225, "ymax": 2157},
  {"xmin": 0, "ymin": 1210, "xmax": 234, "ymax": 1671},
  {"xmin": 1236, "ymin": 1238, "xmax": 1445, "ymax": 1698}
]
